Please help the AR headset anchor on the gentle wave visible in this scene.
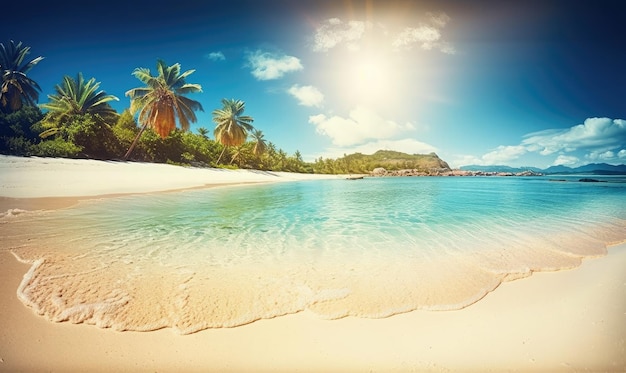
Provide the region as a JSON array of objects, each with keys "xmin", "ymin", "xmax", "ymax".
[{"xmin": 2, "ymin": 177, "xmax": 625, "ymax": 333}]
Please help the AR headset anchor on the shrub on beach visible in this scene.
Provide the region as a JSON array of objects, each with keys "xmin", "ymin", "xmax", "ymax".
[
  {"xmin": 0, "ymin": 105, "xmax": 44, "ymax": 155},
  {"xmin": 31, "ymin": 137, "xmax": 81, "ymax": 158}
]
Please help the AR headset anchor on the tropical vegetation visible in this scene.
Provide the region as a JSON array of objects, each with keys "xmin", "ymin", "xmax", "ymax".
[
  {"xmin": 212, "ymin": 98, "xmax": 254, "ymax": 164},
  {"xmin": 0, "ymin": 40, "xmax": 444, "ymax": 174},
  {"xmin": 124, "ymin": 59, "xmax": 203, "ymax": 159},
  {"xmin": 0, "ymin": 40, "xmax": 44, "ymax": 113}
]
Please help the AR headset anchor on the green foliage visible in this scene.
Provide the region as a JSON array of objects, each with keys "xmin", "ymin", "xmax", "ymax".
[
  {"xmin": 112, "ymin": 109, "xmax": 138, "ymax": 146},
  {"xmin": 312, "ymin": 150, "xmax": 450, "ymax": 174},
  {"xmin": 126, "ymin": 59, "xmax": 203, "ymax": 139},
  {"xmin": 31, "ymin": 137, "xmax": 81, "ymax": 157},
  {"xmin": 39, "ymin": 72, "xmax": 119, "ymax": 127},
  {"xmin": 212, "ymin": 99, "xmax": 254, "ymax": 148},
  {"xmin": 0, "ymin": 105, "xmax": 44, "ymax": 155},
  {"xmin": 0, "ymin": 105, "xmax": 43, "ymax": 137},
  {"xmin": 124, "ymin": 60, "xmax": 204, "ymax": 160},
  {"xmin": 0, "ymin": 41, "xmax": 44, "ymax": 113},
  {"xmin": 33, "ymin": 114, "xmax": 122, "ymax": 159},
  {"xmin": 2, "ymin": 136, "xmax": 33, "ymax": 155}
]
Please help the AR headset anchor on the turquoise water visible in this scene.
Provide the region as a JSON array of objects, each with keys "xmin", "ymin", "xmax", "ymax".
[{"xmin": 4, "ymin": 176, "xmax": 626, "ymax": 333}]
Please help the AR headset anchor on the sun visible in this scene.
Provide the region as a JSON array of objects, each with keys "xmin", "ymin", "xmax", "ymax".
[{"xmin": 335, "ymin": 48, "xmax": 401, "ymax": 106}]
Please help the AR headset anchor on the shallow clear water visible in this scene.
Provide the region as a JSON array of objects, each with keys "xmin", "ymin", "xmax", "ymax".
[{"xmin": 3, "ymin": 176, "xmax": 625, "ymax": 333}]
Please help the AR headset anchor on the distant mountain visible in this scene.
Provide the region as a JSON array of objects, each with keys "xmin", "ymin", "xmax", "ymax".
[
  {"xmin": 460, "ymin": 163, "xmax": 626, "ymax": 175},
  {"xmin": 459, "ymin": 165, "xmax": 543, "ymax": 173}
]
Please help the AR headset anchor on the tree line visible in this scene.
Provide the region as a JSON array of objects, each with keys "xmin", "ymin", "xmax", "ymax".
[{"xmin": 0, "ymin": 41, "xmax": 314, "ymax": 173}]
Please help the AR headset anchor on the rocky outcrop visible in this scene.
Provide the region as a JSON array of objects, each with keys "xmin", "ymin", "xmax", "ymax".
[{"xmin": 369, "ymin": 168, "xmax": 544, "ymax": 177}]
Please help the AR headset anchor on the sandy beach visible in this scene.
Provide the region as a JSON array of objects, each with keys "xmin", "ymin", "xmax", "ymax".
[{"xmin": 1, "ymin": 155, "xmax": 625, "ymax": 372}]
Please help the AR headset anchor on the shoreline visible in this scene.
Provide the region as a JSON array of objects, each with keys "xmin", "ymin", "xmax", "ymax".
[
  {"xmin": 0, "ymin": 155, "xmax": 347, "ymax": 212},
  {"xmin": 1, "ymin": 155, "xmax": 625, "ymax": 371},
  {"xmin": 1, "ymin": 245, "xmax": 624, "ymax": 372}
]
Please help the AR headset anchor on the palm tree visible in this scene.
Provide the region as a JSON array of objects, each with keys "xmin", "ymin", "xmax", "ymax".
[
  {"xmin": 212, "ymin": 98, "xmax": 254, "ymax": 164},
  {"xmin": 197, "ymin": 126, "xmax": 209, "ymax": 139},
  {"xmin": 229, "ymin": 145, "xmax": 246, "ymax": 166},
  {"xmin": 124, "ymin": 59, "xmax": 203, "ymax": 160},
  {"xmin": 250, "ymin": 129, "xmax": 267, "ymax": 158},
  {"xmin": 0, "ymin": 40, "xmax": 44, "ymax": 113},
  {"xmin": 39, "ymin": 73, "xmax": 119, "ymax": 137}
]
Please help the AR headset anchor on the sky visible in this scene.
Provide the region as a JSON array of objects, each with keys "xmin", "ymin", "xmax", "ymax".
[{"xmin": 3, "ymin": 0, "xmax": 625, "ymax": 168}]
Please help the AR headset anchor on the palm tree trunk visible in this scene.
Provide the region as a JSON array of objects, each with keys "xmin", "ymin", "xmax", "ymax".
[
  {"xmin": 123, "ymin": 122, "xmax": 149, "ymax": 160},
  {"xmin": 216, "ymin": 146, "xmax": 227, "ymax": 165}
]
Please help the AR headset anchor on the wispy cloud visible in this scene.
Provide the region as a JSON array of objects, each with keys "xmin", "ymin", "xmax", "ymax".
[
  {"xmin": 206, "ymin": 51, "xmax": 225, "ymax": 61},
  {"xmin": 312, "ymin": 18, "xmax": 370, "ymax": 52},
  {"xmin": 246, "ymin": 50, "xmax": 303, "ymax": 80},
  {"xmin": 288, "ymin": 84, "xmax": 324, "ymax": 107},
  {"xmin": 480, "ymin": 145, "xmax": 528, "ymax": 165},
  {"xmin": 308, "ymin": 106, "xmax": 414, "ymax": 147},
  {"xmin": 313, "ymin": 13, "xmax": 455, "ymax": 54},
  {"xmin": 426, "ymin": 12, "xmax": 451, "ymax": 28},
  {"xmin": 392, "ymin": 12, "xmax": 455, "ymax": 54}
]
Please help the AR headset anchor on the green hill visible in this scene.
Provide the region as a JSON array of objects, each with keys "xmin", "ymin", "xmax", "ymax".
[{"xmin": 312, "ymin": 150, "xmax": 451, "ymax": 174}]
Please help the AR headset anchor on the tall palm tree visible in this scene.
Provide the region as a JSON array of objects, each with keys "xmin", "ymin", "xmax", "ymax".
[
  {"xmin": 39, "ymin": 73, "xmax": 119, "ymax": 137},
  {"xmin": 0, "ymin": 40, "xmax": 44, "ymax": 113},
  {"xmin": 250, "ymin": 129, "xmax": 267, "ymax": 158},
  {"xmin": 212, "ymin": 98, "xmax": 254, "ymax": 164},
  {"xmin": 124, "ymin": 59, "xmax": 203, "ymax": 160}
]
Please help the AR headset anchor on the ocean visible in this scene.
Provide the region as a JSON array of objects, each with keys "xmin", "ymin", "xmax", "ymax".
[{"xmin": 3, "ymin": 176, "xmax": 625, "ymax": 333}]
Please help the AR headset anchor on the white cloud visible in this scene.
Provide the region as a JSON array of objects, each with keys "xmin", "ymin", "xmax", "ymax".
[
  {"xmin": 288, "ymin": 85, "xmax": 324, "ymax": 107},
  {"xmin": 391, "ymin": 12, "xmax": 456, "ymax": 54},
  {"xmin": 313, "ymin": 19, "xmax": 369, "ymax": 52},
  {"xmin": 463, "ymin": 117, "xmax": 626, "ymax": 168},
  {"xmin": 308, "ymin": 106, "xmax": 414, "ymax": 147},
  {"xmin": 522, "ymin": 117, "xmax": 626, "ymax": 154},
  {"xmin": 586, "ymin": 150, "xmax": 615, "ymax": 161},
  {"xmin": 207, "ymin": 51, "xmax": 225, "ymax": 61},
  {"xmin": 480, "ymin": 145, "xmax": 527, "ymax": 165},
  {"xmin": 246, "ymin": 50, "xmax": 303, "ymax": 80},
  {"xmin": 393, "ymin": 26, "xmax": 441, "ymax": 49},
  {"xmin": 553, "ymin": 155, "xmax": 579, "ymax": 166}
]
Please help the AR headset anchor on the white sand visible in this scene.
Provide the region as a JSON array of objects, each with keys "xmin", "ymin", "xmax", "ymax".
[
  {"xmin": 0, "ymin": 155, "xmax": 625, "ymax": 372},
  {"xmin": 0, "ymin": 155, "xmax": 345, "ymax": 198}
]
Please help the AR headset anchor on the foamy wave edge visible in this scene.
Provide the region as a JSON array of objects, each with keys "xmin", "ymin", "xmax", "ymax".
[{"xmin": 9, "ymin": 224, "xmax": 626, "ymax": 335}]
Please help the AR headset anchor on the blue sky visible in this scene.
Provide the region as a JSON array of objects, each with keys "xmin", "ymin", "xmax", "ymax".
[{"xmin": 3, "ymin": 0, "xmax": 625, "ymax": 168}]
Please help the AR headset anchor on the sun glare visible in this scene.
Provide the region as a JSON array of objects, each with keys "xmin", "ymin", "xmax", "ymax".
[{"xmin": 336, "ymin": 49, "xmax": 401, "ymax": 106}]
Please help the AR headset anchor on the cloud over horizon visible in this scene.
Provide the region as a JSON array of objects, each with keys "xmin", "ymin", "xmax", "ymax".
[
  {"xmin": 246, "ymin": 50, "xmax": 303, "ymax": 80},
  {"xmin": 522, "ymin": 117, "xmax": 626, "ymax": 155},
  {"xmin": 308, "ymin": 106, "xmax": 415, "ymax": 147},
  {"xmin": 458, "ymin": 117, "xmax": 626, "ymax": 167}
]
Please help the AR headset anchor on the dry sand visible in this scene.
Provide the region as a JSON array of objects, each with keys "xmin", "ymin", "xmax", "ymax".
[{"xmin": 0, "ymin": 155, "xmax": 624, "ymax": 372}]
